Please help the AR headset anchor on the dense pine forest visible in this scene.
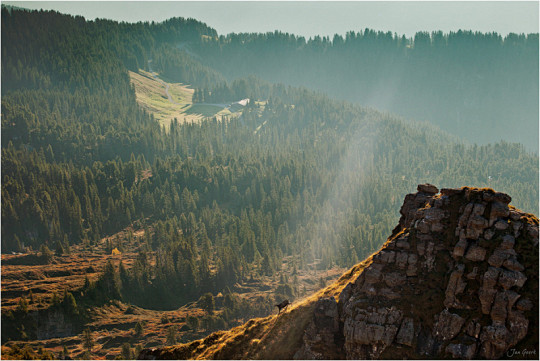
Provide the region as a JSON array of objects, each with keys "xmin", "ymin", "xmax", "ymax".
[
  {"xmin": 1, "ymin": 6, "xmax": 538, "ymax": 348},
  {"xmin": 190, "ymin": 29, "xmax": 539, "ymax": 150}
]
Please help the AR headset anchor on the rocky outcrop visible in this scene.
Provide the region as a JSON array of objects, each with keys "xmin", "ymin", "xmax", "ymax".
[
  {"xmin": 294, "ymin": 297, "xmax": 342, "ymax": 359},
  {"xmin": 295, "ymin": 185, "xmax": 538, "ymax": 359},
  {"xmin": 140, "ymin": 185, "xmax": 538, "ymax": 360}
]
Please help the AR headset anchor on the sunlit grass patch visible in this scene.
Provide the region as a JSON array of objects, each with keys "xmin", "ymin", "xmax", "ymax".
[
  {"xmin": 129, "ymin": 70, "xmax": 243, "ymax": 127},
  {"xmin": 129, "ymin": 70, "xmax": 202, "ymax": 127}
]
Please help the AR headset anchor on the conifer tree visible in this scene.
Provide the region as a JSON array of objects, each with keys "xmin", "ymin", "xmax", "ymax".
[{"xmin": 82, "ymin": 328, "xmax": 93, "ymax": 354}]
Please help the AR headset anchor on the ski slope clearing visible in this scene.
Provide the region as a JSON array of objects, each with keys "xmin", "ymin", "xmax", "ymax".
[{"xmin": 129, "ymin": 70, "xmax": 245, "ymax": 128}]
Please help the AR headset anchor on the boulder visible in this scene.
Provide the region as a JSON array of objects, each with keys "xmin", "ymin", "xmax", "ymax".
[
  {"xmin": 465, "ymin": 245, "xmax": 487, "ymax": 262},
  {"xmin": 453, "ymin": 239, "xmax": 468, "ymax": 258},
  {"xmin": 406, "ymin": 254, "xmax": 418, "ymax": 276},
  {"xmin": 458, "ymin": 203, "xmax": 474, "ymax": 230},
  {"xmin": 509, "ymin": 210, "xmax": 522, "ymax": 221},
  {"xmin": 500, "ymin": 235, "xmax": 515, "ymax": 249},
  {"xmin": 399, "ymin": 192, "xmax": 433, "ymax": 229},
  {"xmin": 396, "ymin": 317, "xmax": 415, "ymax": 346},
  {"xmin": 483, "ymin": 191, "xmax": 512, "ymax": 204},
  {"xmin": 526, "ymin": 224, "xmax": 539, "ymax": 246},
  {"xmin": 466, "ymin": 216, "xmax": 488, "ymax": 239},
  {"xmin": 416, "ymin": 220, "xmax": 430, "ymax": 233},
  {"xmin": 423, "ymin": 242, "xmax": 436, "ymax": 270},
  {"xmin": 484, "ymin": 228, "xmax": 495, "ymax": 240},
  {"xmin": 512, "ymin": 221, "xmax": 522, "ymax": 237},
  {"xmin": 479, "ymin": 289, "xmax": 497, "ymax": 315},
  {"xmin": 498, "ymin": 269, "xmax": 527, "ymax": 290},
  {"xmin": 479, "ymin": 324, "xmax": 510, "ymax": 359},
  {"xmin": 490, "ymin": 292, "xmax": 508, "ymax": 322},
  {"xmin": 416, "ymin": 241, "xmax": 426, "ymax": 256},
  {"xmin": 507, "ymin": 311, "xmax": 529, "ymax": 345},
  {"xmin": 363, "ymin": 264, "xmax": 383, "ymax": 284},
  {"xmin": 418, "ymin": 183, "xmax": 439, "ymax": 194},
  {"xmin": 395, "ymin": 251, "xmax": 409, "ymax": 269},
  {"xmin": 482, "ymin": 267, "xmax": 501, "ymax": 289},
  {"xmin": 445, "ymin": 265, "xmax": 466, "ymax": 307},
  {"xmin": 489, "ymin": 201, "xmax": 510, "ymax": 226},
  {"xmin": 472, "ymin": 203, "xmax": 486, "ymax": 216},
  {"xmin": 441, "ymin": 187, "xmax": 463, "ymax": 197},
  {"xmin": 502, "ymin": 257, "xmax": 524, "ymax": 272},
  {"xmin": 396, "ymin": 239, "xmax": 410, "ymax": 249},
  {"xmin": 382, "ymin": 325, "xmax": 399, "ymax": 345},
  {"xmin": 516, "ymin": 298, "xmax": 533, "ymax": 311},
  {"xmin": 433, "ymin": 309, "xmax": 465, "ymax": 341},
  {"xmin": 446, "ymin": 340, "xmax": 477, "ymax": 359},
  {"xmin": 466, "ymin": 267, "xmax": 478, "ymax": 280},
  {"xmin": 487, "ymin": 248, "xmax": 513, "ymax": 267},
  {"xmin": 424, "ymin": 207, "xmax": 447, "ymax": 223},
  {"xmin": 379, "ymin": 288, "xmax": 400, "ymax": 300}
]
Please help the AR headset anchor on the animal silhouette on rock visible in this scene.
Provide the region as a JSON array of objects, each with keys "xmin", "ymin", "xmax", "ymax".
[{"xmin": 275, "ymin": 299, "xmax": 290, "ymax": 314}]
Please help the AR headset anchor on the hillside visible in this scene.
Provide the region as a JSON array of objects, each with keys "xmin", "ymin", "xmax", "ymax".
[
  {"xmin": 191, "ymin": 31, "xmax": 539, "ymax": 151},
  {"xmin": 1, "ymin": 8, "xmax": 539, "ymax": 360},
  {"xmin": 141, "ymin": 185, "xmax": 538, "ymax": 359}
]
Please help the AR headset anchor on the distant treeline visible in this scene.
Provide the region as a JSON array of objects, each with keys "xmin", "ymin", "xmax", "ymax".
[{"xmin": 191, "ymin": 29, "xmax": 539, "ymax": 150}]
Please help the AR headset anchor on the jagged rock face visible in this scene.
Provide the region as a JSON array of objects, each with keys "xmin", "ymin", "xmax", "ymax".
[
  {"xmin": 296, "ymin": 185, "xmax": 538, "ymax": 360},
  {"xmin": 294, "ymin": 297, "xmax": 342, "ymax": 359}
]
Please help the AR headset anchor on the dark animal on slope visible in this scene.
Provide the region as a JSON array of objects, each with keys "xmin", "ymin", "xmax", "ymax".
[{"xmin": 275, "ymin": 299, "xmax": 290, "ymax": 314}]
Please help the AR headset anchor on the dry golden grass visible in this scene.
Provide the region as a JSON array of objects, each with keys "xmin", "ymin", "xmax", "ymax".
[
  {"xmin": 1, "ymin": 252, "xmax": 129, "ymax": 311},
  {"xmin": 1, "ymin": 301, "xmax": 208, "ymax": 360},
  {"xmin": 129, "ymin": 70, "xmax": 197, "ymax": 126},
  {"xmin": 2, "ymin": 225, "xmax": 351, "ymax": 359},
  {"xmin": 1, "ymin": 222, "xmax": 153, "ymax": 312},
  {"xmin": 150, "ymin": 255, "xmax": 374, "ymax": 360},
  {"xmin": 129, "ymin": 70, "xmax": 238, "ymax": 128}
]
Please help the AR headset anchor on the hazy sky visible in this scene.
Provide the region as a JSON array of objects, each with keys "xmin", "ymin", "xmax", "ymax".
[{"xmin": 4, "ymin": 1, "xmax": 539, "ymax": 38}]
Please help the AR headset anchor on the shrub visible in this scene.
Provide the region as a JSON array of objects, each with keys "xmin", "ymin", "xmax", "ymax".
[
  {"xmin": 134, "ymin": 322, "xmax": 144, "ymax": 337},
  {"xmin": 199, "ymin": 293, "xmax": 215, "ymax": 314},
  {"xmin": 166, "ymin": 326, "xmax": 177, "ymax": 345},
  {"xmin": 121, "ymin": 343, "xmax": 133, "ymax": 360},
  {"xmin": 40, "ymin": 245, "xmax": 54, "ymax": 264}
]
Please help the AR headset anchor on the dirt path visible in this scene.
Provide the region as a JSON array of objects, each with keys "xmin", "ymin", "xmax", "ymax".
[{"xmin": 147, "ymin": 60, "xmax": 180, "ymax": 105}]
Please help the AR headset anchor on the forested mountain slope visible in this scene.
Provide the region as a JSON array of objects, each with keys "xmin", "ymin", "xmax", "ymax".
[
  {"xmin": 2, "ymin": 5, "xmax": 538, "ymax": 297},
  {"xmin": 1, "ymin": 7, "xmax": 538, "ymax": 358},
  {"xmin": 189, "ymin": 29, "xmax": 539, "ymax": 151}
]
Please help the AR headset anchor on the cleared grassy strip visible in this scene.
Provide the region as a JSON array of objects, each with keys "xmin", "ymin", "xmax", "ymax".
[
  {"xmin": 129, "ymin": 70, "xmax": 242, "ymax": 127},
  {"xmin": 129, "ymin": 70, "xmax": 201, "ymax": 126}
]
